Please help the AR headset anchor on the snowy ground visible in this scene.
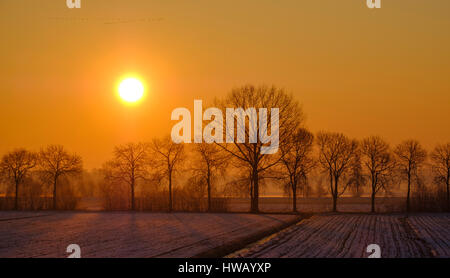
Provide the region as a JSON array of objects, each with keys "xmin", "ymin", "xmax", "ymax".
[
  {"xmin": 233, "ymin": 213, "xmax": 450, "ymax": 258},
  {"xmin": 1, "ymin": 212, "xmax": 448, "ymax": 258},
  {"xmin": 0, "ymin": 212, "xmax": 299, "ymax": 258}
]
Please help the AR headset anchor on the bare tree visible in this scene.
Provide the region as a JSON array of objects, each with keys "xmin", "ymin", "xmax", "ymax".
[
  {"xmin": 280, "ymin": 128, "xmax": 315, "ymax": 212},
  {"xmin": 394, "ymin": 140, "xmax": 427, "ymax": 213},
  {"xmin": 346, "ymin": 152, "xmax": 366, "ymax": 197},
  {"xmin": 151, "ymin": 136, "xmax": 185, "ymax": 212},
  {"xmin": 431, "ymin": 143, "xmax": 450, "ymax": 211},
  {"xmin": 192, "ymin": 143, "xmax": 229, "ymax": 212},
  {"xmin": 361, "ymin": 136, "xmax": 396, "ymax": 213},
  {"xmin": 102, "ymin": 142, "xmax": 150, "ymax": 210},
  {"xmin": 38, "ymin": 145, "xmax": 82, "ymax": 210},
  {"xmin": 217, "ymin": 85, "xmax": 303, "ymax": 212},
  {"xmin": 0, "ymin": 149, "xmax": 37, "ymax": 210},
  {"xmin": 316, "ymin": 132, "xmax": 358, "ymax": 212}
]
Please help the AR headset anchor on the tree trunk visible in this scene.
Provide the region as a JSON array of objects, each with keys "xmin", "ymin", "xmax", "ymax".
[
  {"xmin": 251, "ymin": 168, "xmax": 259, "ymax": 213},
  {"xmin": 371, "ymin": 190, "xmax": 376, "ymax": 213},
  {"xmin": 53, "ymin": 176, "xmax": 58, "ymax": 210},
  {"xmin": 446, "ymin": 169, "xmax": 449, "ymax": 212},
  {"xmin": 332, "ymin": 176, "xmax": 339, "ymax": 212},
  {"xmin": 371, "ymin": 175, "xmax": 376, "ymax": 213},
  {"xmin": 14, "ymin": 180, "xmax": 19, "ymax": 210},
  {"xmin": 168, "ymin": 171, "xmax": 173, "ymax": 212},
  {"xmin": 292, "ymin": 183, "xmax": 297, "ymax": 213},
  {"xmin": 250, "ymin": 177, "xmax": 253, "ymax": 200},
  {"xmin": 406, "ymin": 171, "xmax": 411, "ymax": 213},
  {"xmin": 329, "ymin": 171, "xmax": 335, "ymax": 212},
  {"xmin": 207, "ymin": 168, "xmax": 211, "ymax": 212},
  {"xmin": 131, "ymin": 179, "xmax": 135, "ymax": 211},
  {"xmin": 332, "ymin": 194, "xmax": 337, "ymax": 212}
]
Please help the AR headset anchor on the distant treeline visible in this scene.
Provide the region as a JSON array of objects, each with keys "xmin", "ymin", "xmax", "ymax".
[{"xmin": 1, "ymin": 85, "xmax": 449, "ymax": 213}]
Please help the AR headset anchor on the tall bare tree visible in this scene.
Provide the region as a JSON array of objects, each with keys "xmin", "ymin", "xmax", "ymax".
[
  {"xmin": 280, "ymin": 128, "xmax": 315, "ymax": 212},
  {"xmin": 394, "ymin": 140, "xmax": 427, "ymax": 213},
  {"xmin": 192, "ymin": 143, "xmax": 229, "ymax": 212},
  {"xmin": 431, "ymin": 143, "xmax": 450, "ymax": 211},
  {"xmin": 316, "ymin": 132, "xmax": 358, "ymax": 212},
  {"xmin": 38, "ymin": 145, "xmax": 83, "ymax": 210},
  {"xmin": 102, "ymin": 142, "xmax": 150, "ymax": 210},
  {"xmin": 0, "ymin": 149, "xmax": 37, "ymax": 210},
  {"xmin": 361, "ymin": 136, "xmax": 396, "ymax": 213},
  {"xmin": 151, "ymin": 136, "xmax": 185, "ymax": 212},
  {"xmin": 217, "ymin": 85, "xmax": 303, "ymax": 212}
]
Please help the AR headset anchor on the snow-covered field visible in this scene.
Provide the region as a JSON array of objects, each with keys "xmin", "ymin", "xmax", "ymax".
[
  {"xmin": 234, "ymin": 213, "xmax": 450, "ymax": 258},
  {"xmin": 0, "ymin": 212, "xmax": 299, "ymax": 258},
  {"xmin": 1, "ymin": 212, "xmax": 448, "ymax": 258}
]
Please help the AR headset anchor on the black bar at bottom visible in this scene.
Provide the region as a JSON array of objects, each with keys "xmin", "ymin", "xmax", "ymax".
[{"xmin": 0, "ymin": 258, "xmax": 445, "ymax": 277}]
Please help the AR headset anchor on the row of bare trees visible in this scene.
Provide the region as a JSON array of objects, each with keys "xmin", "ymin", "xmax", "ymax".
[
  {"xmin": 99, "ymin": 85, "xmax": 449, "ymax": 213},
  {"xmin": 99, "ymin": 132, "xmax": 449, "ymax": 214},
  {"xmin": 285, "ymin": 131, "xmax": 449, "ymax": 213},
  {"xmin": 1, "ymin": 85, "xmax": 449, "ymax": 213},
  {"xmin": 211, "ymin": 85, "xmax": 449, "ymax": 213},
  {"xmin": 294, "ymin": 133, "xmax": 449, "ymax": 213},
  {"xmin": 99, "ymin": 85, "xmax": 302, "ymax": 212},
  {"xmin": 102, "ymin": 140, "xmax": 186, "ymax": 211},
  {"xmin": 101, "ymin": 138, "xmax": 232, "ymax": 212},
  {"xmin": 0, "ymin": 145, "xmax": 82, "ymax": 210}
]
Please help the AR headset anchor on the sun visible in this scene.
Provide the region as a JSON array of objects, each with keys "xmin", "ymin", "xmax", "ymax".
[{"xmin": 118, "ymin": 77, "xmax": 145, "ymax": 103}]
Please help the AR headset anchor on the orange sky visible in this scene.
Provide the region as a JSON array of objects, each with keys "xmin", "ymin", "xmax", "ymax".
[{"xmin": 1, "ymin": 0, "xmax": 449, "ymax": 168}]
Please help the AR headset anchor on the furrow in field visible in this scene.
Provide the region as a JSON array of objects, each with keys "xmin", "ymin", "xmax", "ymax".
[
  {"xmin": 239, "ymin": 214, "xmax": 448, "ymax": 258},
  {"xmin": 407, "ymin": 215, "xmax": 450, "ymax": 257}
]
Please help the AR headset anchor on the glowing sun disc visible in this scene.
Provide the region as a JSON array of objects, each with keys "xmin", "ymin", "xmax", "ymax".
[{"xmin": 118, "ymin": 78, "xmax": 144, "ymax": 103}]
